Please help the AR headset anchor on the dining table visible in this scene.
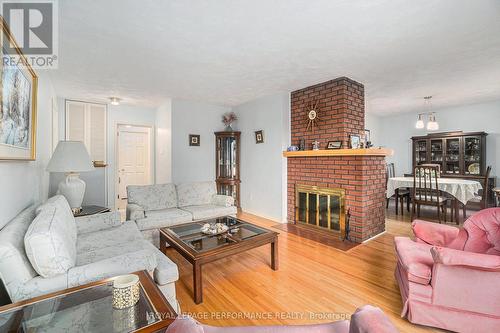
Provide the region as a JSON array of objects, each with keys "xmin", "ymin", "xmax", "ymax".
[{"xmin": 387, "ymin": 176, "xmax": 483, "ymax": 222}]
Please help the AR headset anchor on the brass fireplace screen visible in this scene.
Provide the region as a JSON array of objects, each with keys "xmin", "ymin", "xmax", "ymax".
[{"xmin": 295, "ymin": 184, "xmax": 346, "ymax": 239}]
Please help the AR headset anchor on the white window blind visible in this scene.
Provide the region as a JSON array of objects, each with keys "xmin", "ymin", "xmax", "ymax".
[{"xmin": 65, "ymin": 100, "xmax": 107, "ymax": 163}]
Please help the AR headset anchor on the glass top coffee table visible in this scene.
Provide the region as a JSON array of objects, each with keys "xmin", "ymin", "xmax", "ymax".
[
  {"xmin": 159, "ymin": 216, "xmax": 279, "ymax": 304},
  {"xmin": 0, "ymin": 271, "xmax": 176, "ymax": 333}
]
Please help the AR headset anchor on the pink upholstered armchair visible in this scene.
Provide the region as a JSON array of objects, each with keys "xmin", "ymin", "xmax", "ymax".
[
  {"xmin": 394, "ymin": 208, "xmax": 500, "ymax": 333},
  {"xmin": 166, "ymin": 305, "xmax": 398, "ymax": 333}
]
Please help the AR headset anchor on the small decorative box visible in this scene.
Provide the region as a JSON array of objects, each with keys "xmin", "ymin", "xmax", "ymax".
[{"xmin": 112, "ymin": 274, "xmax": 140, "ymax": 309}]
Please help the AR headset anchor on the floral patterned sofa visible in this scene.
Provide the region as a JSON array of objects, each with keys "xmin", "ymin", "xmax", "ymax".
[
  {"xmin": 127, "ymin": 181, "xmax": 237, "ymax": 247},
  {"xmin": 0, "ymin": 195, "xmax": 180, "ymax": 312}
]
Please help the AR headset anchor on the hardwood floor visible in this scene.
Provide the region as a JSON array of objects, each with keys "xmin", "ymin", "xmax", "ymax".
[{"xmin": 169, "ymin": 209, "xmax": 445, "ymax": 332}]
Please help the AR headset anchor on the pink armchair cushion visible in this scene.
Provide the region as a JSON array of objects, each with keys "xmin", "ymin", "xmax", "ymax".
[
  {"xmin": 165, "ymin": 315, "xmax": 349, "ymax": 333},
  {"xmin": 394, "ymin": 237, "xmax": 433, "ymax": 285},
  {"xmin": 431, "ymin": 246, "xmax": 500, "ymax": 271},
  {"xmin": 462, "ymin": 208, "xmax": 500, "ymax": 255},
  {"xmin": 203, "ymin": 321, "xmax": 349, "ymax": 333},
  {"xmin": 166, "ymin": 315, "xmax": 204, "ymax": 333},
  {"xmin": 412, "ymin": 220, "xmax": 467, "ymax": 250},
  {"xmin": 349, "ymin": 305, "xmax": 398, "ymax": 333},
  {"xmin": 165, "ymin": 306, "xmax": 396, "ymax": 333}
]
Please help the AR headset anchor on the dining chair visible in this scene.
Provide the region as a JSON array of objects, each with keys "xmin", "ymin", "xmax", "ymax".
[
  {"xmin": 386, "ymin": 163, "xmax": 410, "ymax": 215},
  {"xmin": 461, "ymin": 166, "xmax": 492, "ymax": 219},
  {"xmin": 493, "ymin": 187, "xmax": 500, "ymax": 207},
  {"xmin": 411, "ymin": 165, "xmax": 450, "ymax": 223}
]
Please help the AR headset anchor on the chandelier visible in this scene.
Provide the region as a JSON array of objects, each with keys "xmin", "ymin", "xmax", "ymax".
[{"xmin": 415, "ymin": 96, "xmax": 438, "ymax": 130}]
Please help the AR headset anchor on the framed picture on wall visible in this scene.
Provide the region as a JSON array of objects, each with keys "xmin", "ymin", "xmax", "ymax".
[
  {"xmin": 255, "ymin": 130, "xmax": 264, "ymax": 144},
  {"xmin": 189, "ymin": 134, "xmax": 200, "ymax": 146},
  {"xmin": 0, "ymin": 18, "xmax": 38, "ymax": 160}
]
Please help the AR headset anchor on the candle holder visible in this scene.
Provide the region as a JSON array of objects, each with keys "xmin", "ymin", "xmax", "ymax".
[{"xmin": 112, "ymin": 274, "xmax": 140, "ymax": 309}]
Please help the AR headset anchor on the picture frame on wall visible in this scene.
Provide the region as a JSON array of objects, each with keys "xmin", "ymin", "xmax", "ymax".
[
  {"xmin": 255, "ymin": 130, "xmax": 264, "ymax": 144},
  {"xmin": 189, "ymin": 134, "xmax": 200, "ymax": 146},
  {"xmin": 349, "ymin": 135, "xmax": 361, "ymax": 149},
  {"xmin": 0, "ymin": 18, "xmax": 38, "ymax": 160},
  {"xmin": 326, "ymin": 141, "xmax": 342, "ymax": 149}
]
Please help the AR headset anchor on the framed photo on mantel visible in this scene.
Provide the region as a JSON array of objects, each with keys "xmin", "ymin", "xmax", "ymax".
[
  {"xmin": 0, "ymin": 18, "xmax": 38, "ymax": 160},
  {"xmin": 350, "ymin": 135, "xmax": 361, "ymax": 149},
  {"xmin": 327, "ymin": 141, "xmax": 342, "ymax": 149}
]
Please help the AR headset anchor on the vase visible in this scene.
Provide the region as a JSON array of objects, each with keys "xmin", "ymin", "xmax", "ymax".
[{"xmin": 225, "ymin": 124, "xmax": 233, "ymax": 131}]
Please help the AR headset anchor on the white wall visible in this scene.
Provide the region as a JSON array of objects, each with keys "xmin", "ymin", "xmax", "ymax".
[
  {"xmin": 156, "ymin": 100, "xmax": 172, "ymax": 183},
  {"xmin": 365, "ymin": 112, "xmax": 381, "ymax": 147},
  {"xmin": 0, "ymin": 72, "xmax": 57, "ymax": 228},
  {"xmin": 171, "ymin": 100, "xmax": 231, "ymax": 183},
  {"xmin": 376, "ymin": 99, "xmax": 500, "ymax": 179},
  {"xmin": 233, "ymin": 93, "xmax": 290, "ymax": 222}
]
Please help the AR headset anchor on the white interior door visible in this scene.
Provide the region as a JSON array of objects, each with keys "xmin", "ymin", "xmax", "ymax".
[{"xmin": 116, "ymin": 125, "xmax": 152, "ymax": 210}]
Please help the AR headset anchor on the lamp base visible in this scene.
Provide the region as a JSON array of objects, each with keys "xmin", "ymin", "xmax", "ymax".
[{"xmin": 58, "ymin": 173, "xmax": 86, "ymax": 212}]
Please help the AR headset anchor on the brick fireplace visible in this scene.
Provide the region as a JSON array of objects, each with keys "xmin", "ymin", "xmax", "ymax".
[{"xmin": 285, "ymin": 77, "xmax": 389, "ymax": 243}]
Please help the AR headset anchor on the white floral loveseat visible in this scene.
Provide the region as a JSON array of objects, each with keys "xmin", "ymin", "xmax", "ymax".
[
  {"xmin": 126, "ymin": 181, "xmax": 237, "ymax": 247},
  {"xmin": 0, "ymin": 195, "xmax": 179, "ymax": 311}
]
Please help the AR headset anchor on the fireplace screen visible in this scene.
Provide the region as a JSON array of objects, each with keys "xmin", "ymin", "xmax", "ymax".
[{"xmin": 295, "ymin": 185, "xmax": 346, "ymax": 239}]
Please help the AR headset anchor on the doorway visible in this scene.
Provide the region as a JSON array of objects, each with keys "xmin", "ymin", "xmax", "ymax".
[{"xmin": 115, "ymin": 124, "xmax": 154, "ymax": 211}]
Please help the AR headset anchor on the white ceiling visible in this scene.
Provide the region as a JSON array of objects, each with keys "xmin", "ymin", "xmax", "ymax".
[{"xmin": 49, "ymin": 0, "xmax": 500, "ymax": 115}]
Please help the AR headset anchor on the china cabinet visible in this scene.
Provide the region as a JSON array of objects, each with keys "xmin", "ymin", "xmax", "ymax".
[
  {"xmin": 411, "ymin": 131, "xmax": 486, "ymax": 176},
  {"xmin": 215, "ymin": 131, "xmax": 241, "ymax": 208},
  {"xmin": 410, "ymin": 131, "xmax": 495, "ymax": 205}
]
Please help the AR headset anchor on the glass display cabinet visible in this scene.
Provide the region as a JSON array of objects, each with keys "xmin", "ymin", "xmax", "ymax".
[
  {"xmin": 414, "ymin": 139, "xmax": 428, "ymax": 165},
  {"xmin": 412, "ymin": 131, "xmax": 487, "ymax": 176},
  {"xmin": 215, "ymin": 131, "xmax": 241, "ymax": 208},
  {"xmin": 411, "ymin": 131, "xmax": 495, "ymax": 205}
]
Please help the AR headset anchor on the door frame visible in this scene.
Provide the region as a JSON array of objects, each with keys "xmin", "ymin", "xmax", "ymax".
[{"xmin": 115, "ymin": 123, "xmax": 155, "ymax": 210}]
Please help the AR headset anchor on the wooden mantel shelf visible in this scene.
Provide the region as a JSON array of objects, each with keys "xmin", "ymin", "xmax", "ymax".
[{"xmin": 282, "ymin": 148, "xmax": 394, "ymax": 158}]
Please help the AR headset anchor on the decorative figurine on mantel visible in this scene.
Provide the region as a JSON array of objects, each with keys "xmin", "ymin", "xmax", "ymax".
[
  {"xmin": 222, "ymin": 112, "xmax": 238, "ymax": 131},
  {"xmin": 312, "ymin": 140, "xmax": 320, "ymax": 150},
  {"xmin": 299, "ymin": 138, "xmax": 306, "ymax": 151}
]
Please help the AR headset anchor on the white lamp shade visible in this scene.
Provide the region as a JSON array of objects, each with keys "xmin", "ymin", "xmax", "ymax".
[{"xmin": 47, "ymin": 141, "xmax": 94, "ymax": 173}]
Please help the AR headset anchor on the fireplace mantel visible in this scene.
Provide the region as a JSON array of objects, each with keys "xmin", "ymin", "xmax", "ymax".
[{"xmin": 282, "ymin": 148, "xmax": 393, "ymax": 158}]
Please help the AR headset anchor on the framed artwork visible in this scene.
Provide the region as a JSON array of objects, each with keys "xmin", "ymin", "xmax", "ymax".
[
  {"xmin": 364, "ymin": 129, "xmax": 371, "ymax": 146},
  {"xmin": 189, "ymin": 134, "xmax": 200, "ymax": 146},
  {"xmin": 0, "ymin": 18, "xmax": 38, "ymax": 160},
  {"xmin": 326, "ymin": 141, "xmax": 342, "ymax": 149},
  {"xmin": 255, "ymin": 130, "xmax": 264, "ymax": 144},
  {"xmin": 350, "ymin": 135, "xmax": 361, "ymax": 149}
]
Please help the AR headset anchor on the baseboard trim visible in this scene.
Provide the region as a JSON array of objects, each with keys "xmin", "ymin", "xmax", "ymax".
[
  {"xmin": 362, "ymin": 230, "xmax": 386, "ymax": 244},
  {"xmin": 239, "ymin": 209, "xmax": 284, "ymax": 224}
]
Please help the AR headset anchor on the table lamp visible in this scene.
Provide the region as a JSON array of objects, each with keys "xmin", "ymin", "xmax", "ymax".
[{"xmin": 46, "ymin": 141, "xmax": 94, "ymax": 213}]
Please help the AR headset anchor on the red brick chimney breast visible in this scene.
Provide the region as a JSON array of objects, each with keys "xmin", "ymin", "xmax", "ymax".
[{"xmin": 287, "ymin": 77, "xmax": 386, "ymax": 243}]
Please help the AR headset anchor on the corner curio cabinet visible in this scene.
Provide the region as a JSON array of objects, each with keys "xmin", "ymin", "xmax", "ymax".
[{"xmin": 215, "ymin": 131, "xmax": 241, "ymax": 208}]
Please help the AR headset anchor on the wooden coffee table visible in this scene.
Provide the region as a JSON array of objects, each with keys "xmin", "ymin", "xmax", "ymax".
[{"xmin": 159, "ymin": 216, "xmax": 279, "ymax": 304}]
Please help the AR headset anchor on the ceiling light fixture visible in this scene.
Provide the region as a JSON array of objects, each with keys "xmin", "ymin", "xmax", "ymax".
[
  {"xmin": 427, "ymin": 113, "xmax": 439, "ymax": 131},
  {"xmin": 109, "ymin": 97, "xmax": 121, "ymax": 105},
  {"xmin": 415, "ymin": 114, "xmax": 424, "ymax": 129},
  {"xmin": 415, "ymin": 96, "xmax": 438, "ymax": 130}
]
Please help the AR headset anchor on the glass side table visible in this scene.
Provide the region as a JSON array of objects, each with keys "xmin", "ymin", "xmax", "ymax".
[{"xmin": 0, "ymin": 271, "xmax": 176, "ymax": 333}]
